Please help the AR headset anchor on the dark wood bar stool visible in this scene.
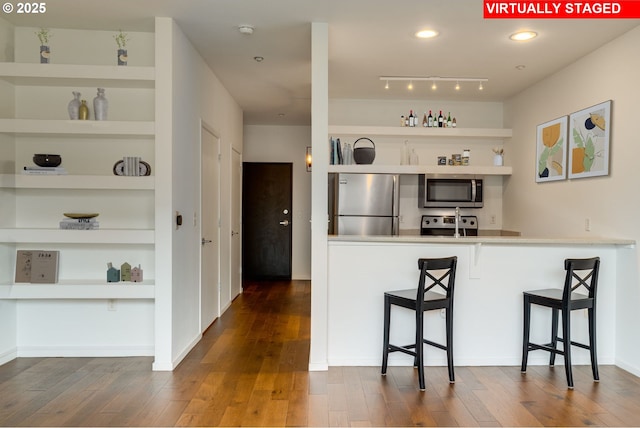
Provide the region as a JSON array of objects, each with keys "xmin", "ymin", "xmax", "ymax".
[
  {"xmin": 521, "ymin": 257, "xmax": 600, "ymax": 389},
  {"xmin": 381, "ymin": 256, "xmax": 457, "ymax": 391}
]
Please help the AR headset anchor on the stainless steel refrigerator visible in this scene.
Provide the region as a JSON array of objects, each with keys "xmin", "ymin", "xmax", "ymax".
[{"xmin": 328, "ymin": 173, "xmax": 400, "ymax": 235}]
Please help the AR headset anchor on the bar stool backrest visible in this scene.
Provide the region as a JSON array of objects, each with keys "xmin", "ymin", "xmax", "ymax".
[
  {"xmin": 416, "ymin": 257, "xmax": 457, "ymax": 307},
  {"xmin": 563, "ymin": 257, "xmax": 600, "ymax": 303}
]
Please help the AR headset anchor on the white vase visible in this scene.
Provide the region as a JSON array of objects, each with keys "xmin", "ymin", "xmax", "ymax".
[
  {"xmin": 67, "ymin": 91, "xmax": 81, "ymax": 120},
  {"xmin": 493, "ymin": 154, "xmax": 504, "ymax": 166},
  {"xmin": 93, "ymin": 88, "xmax": 108, "ymax": 120}
]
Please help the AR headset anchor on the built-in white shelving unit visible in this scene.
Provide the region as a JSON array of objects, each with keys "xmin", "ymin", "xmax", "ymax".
[
  {"xmin": 0, "ymin": 61, "xmax": 156, "ymax": 301},
  {"xmin": 328, "ymin": 125, "xmax": 513, "ymax": 175}
]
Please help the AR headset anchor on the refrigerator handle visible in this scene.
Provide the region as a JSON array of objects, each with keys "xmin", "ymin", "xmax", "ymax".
[{"xmin": 392, "ymin": 175, "xmax": 400, "ymax": 218}]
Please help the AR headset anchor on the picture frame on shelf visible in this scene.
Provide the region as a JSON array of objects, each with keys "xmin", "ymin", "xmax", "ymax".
[
  {"xmin": 568, "ymin": 100, "xmax": 611, "ymax": 179},
  {"xmin": 536, "ymin": 116, "xmax": 567, "ymax": 183}
]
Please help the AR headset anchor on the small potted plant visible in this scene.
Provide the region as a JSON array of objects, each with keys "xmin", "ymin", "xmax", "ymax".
[
  {"xmin": 114, "ymin": 30, "xmax": 129, "ymax": 66},
  {"xmin": 35, "ymin": 28, "xmax": 51, "ymax": 63},
  {"xmin": 492, "ymin": 147, "xmax": 504, "ymax": 166}
]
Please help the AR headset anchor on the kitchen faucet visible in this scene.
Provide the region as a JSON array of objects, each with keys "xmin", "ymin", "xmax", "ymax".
[{"xmin": 454, "ymin": 207, "xmax": 460, "ymax": 238}]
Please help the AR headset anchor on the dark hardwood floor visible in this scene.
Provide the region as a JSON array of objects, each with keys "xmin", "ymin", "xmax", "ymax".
[{"xmin": 2, "ymin": 279, "xmax": 640, "ymax": 426}]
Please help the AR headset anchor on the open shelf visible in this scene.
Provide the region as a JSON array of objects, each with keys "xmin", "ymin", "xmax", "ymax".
[
  {"xmin": 0, "ymin": 283, "xmax": 155, "ymax": 300},
  {"xmin": 0, "ymin": 174, "xmax": 155, "ymax": 190},
  {"xmin": 327, "ymin": 164, "xmax": 512, "ymax": 176},
  {"xmin": 0, "ymin": 228, "xmax": 154, "ymax": 244},
  {"xmin": 0, "ymin": 119, "xmax": 155, "ymax": 137},
  {"xmin": 329, "ymin": 125, "xmax": 512, "ymax": 139},
  {"xmin": 0, "ymin": 62, "xmax": 155, "ymax": 88}
]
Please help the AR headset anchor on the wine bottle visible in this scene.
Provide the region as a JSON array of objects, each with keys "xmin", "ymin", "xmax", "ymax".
[
  {"xmin": 428, "ymin": 110, "xmax": 434, "ymax": 127},
  {"xmin": 452, "ymin": 117, "xmax": 457, "ymax": 128},
  {"xmin": 447, "ymin": 112, "xmax": 452, "ymax": 128},
  {"xmin": 438, "ymin": 110, "xmax": 443, "ymax": 128},
  {"xmin": 409, "ymin": 110, "xmax": 415, "ymax": 127},
  {"xmin": 422, "ymin": 112, "xmax": 428, "ymax": 127}
]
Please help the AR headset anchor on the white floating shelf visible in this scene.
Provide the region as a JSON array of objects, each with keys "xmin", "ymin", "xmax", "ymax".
[
  {"xmin": 0, "ymin": 62, "xmax": 155, "ymax": 88},
  {"xmin": 0, "ymin": 119, "xmax": 155, "ymax": 137},
  {"xmin": 0, "ymin": 174, "xmax": 154, "ymax": 190},
  {"xmin": 0, "ymin": 228, "xmax": 155, "ymax": 244},
  {"xmin": 327, "ymin": 164, "xmax": 512, "ymax": 176},
  {"xmin": 328, "ymin": 125, "xmax": 512, "ymax": 139},
  {"xmin": 0, "ymin": 283, "xmax": 155, "ymax": 300}
]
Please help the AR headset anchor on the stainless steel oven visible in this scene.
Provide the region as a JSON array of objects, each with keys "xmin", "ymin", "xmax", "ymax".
[
  {"xmin": 418, "ymin": 174, "xmax": 483, "ymax": 208},
  {"xmin": 420, "ymin": 215, "xmax": 478, "ymax": 237}
]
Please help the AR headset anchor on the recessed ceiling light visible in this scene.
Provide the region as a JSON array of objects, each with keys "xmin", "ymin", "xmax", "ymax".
[
  {"xmin": 515, "ymin": 64, "xmax": 526, "ymax": 70},
  {"xmin": 510, "ymin": 31, "xmax": 537, "ymax": 41},
  {"xmin": 253, "ymin": 56, "xmax": 264, "ymax": 62},
  {"xmin": 238, "ymin": 25, "xmax": 254, "ymax": 35},
  {"xmin": 415, "ymin": 29, "xmax": 439, "ymax": 39}
]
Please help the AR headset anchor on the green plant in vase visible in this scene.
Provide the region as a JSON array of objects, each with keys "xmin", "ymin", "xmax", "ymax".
[
  {"xmin": 114, "ymin": 30, "xmax": 129, "ymax": 65},
  {"xmin": 35, "ymin": 28, "xmax": 52, "ymax": 63}
]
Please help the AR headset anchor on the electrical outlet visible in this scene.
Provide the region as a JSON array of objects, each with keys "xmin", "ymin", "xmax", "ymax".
[
  {"xmin": 107, "ymin": 299, "xmax": 117, "ymax": 311},
  {"xmin": 585, "ymin": 218, "xmax": 591, "ymax": 232},
  {"xmin": 490, "ymin": 214, "xmax": 496, "ymax": 225}
]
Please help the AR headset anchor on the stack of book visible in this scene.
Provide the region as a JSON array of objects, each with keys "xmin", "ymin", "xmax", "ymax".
[
  {"xmin": 60, "ymin": 216, "xmax": 99, "ymax": 230},
  {"xmin": 23, "ymin": 166, "xmax": 68, "ymax": 175}
]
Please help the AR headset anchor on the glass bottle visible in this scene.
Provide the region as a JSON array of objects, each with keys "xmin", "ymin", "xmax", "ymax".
[
  {"xmin": 447, "ymin": 112, "xmax": 452, "ymax": 128},
  {"xmin": 428, "ymin": 110, "xmax": 434, "ymax": 127},
  {"xmin": 438, "ymin": 110, "xmax": 444, "ymax": 127}
]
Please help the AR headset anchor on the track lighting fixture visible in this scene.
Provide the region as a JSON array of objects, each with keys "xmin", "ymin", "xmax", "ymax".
[{"xmin": 380, "ymin": 76, "xmax": 488, "ymax": 92}]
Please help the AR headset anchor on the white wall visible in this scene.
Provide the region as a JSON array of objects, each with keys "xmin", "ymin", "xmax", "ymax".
[
  {"xmin": 243, "ymin": 125, "xmax": 312, "ymax": 280},
  {"xmin": 504, "ymin": 25, "xmax": 640, "ymax": 374},
  {"xmin": 154, "ymin": 18, "xmax": 243, "ymax": 370}
]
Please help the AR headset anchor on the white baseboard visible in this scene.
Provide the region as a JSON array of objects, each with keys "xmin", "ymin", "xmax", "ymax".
[
  {"xmin": 0, "ymin": 347, "xmax": 17, "ymax": 366},
  {"xmin": 17, "ymin": 345, "xmax": 154, "ymax": 358}
]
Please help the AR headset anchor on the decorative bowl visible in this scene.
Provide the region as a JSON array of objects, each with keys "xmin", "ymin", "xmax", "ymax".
[{"xmin": 33, "ymin": 154, "xmax": 62, "ymax": 167}]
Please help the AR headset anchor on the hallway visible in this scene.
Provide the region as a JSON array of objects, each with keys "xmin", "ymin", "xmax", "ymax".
[{"xmin": 2, "ymin": 280, "xmax": 640, "ymax": 426}]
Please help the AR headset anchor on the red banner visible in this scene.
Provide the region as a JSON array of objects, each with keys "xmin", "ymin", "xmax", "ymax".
[{"xmin": 484, "ymin": 1, "xmax": 640, "ymax": 18}]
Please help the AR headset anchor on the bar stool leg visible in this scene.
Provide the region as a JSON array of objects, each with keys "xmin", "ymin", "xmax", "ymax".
[
  {"xmin": 588, "ymin": 306, "xmax": 599, "ymax": 381},
  {"xmin": 521, "ymin": 296, "xmax": 531, "ymax": 372},
  {"xmin": 445, "ymin": 306, "xmax": 455, "ymax": 383},
  {"xmin": 561, "ymin": 308, "xmax": 574, "ymax": 388},
  {"xmin": 416, "ymin": 310, "xmax": 425, "ymax": 391},
  {"xmin": 381, "ymin": 296, "xmax": 391, "ymax": 375},
  {"xmin": 549, "ymin": 308, "xmax": 559, "ymax": 366}
]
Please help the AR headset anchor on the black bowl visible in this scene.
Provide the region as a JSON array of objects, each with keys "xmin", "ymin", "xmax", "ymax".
[{"xmin": 33, "ymin": 154, "xmax": 62, "ymax": 167}]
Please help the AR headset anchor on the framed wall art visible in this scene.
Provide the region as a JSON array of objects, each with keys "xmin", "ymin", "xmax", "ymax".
[
  {"xmin": 536, "ymin": 116, "xmax": 567, "ymax": 183},
  {"xmin": 568, "ymin": 100, "xmax": 611, "ymax": 179}
]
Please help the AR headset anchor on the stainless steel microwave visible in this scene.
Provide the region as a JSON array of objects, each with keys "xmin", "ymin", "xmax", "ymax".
[{"xmin": 418, "ymin": 174, "xmax": 483, "ymax": 208}]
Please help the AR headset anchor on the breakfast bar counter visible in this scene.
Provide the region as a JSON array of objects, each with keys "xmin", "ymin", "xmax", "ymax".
[{"xmin": 326, "ymin": 234, "xmax": 637, "ymax": 371}]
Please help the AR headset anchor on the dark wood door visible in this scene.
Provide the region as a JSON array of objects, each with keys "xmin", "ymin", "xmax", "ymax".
[{"xmin": 242, "ymin": 162, "xmax": 292, "ymax": 280}]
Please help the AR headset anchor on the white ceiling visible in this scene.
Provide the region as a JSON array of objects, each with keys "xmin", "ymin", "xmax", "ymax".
[{"xmin": 6, "ymin": 0, "xmax": 638, "ymax": 125}]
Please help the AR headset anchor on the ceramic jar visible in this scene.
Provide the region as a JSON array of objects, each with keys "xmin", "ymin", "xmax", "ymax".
[
  {"xmin": 67, "ymin": 91, "xmax": 81, "ymax": 120},
  {"xmin": 93, "ymin": 88, "xmax": 108, "ymax": 120}
]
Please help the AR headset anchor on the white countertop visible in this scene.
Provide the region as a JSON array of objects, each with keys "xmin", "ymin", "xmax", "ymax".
[{"xmin": 328, "ymin": 234, "xmax": 635, "ymax": 246}]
